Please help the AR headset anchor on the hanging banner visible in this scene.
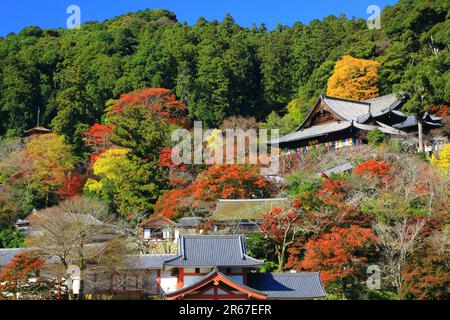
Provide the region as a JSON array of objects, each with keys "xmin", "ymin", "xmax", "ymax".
[{"xmin": 281, "ymin": 138, "xmax": 361, "ymax": 156}]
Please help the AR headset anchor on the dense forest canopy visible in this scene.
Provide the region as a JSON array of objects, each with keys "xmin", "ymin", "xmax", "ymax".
[
  {"xmin": 0, "ymin": 1, "xmax": 449, "ymax": 301},
  {"xmin": 0, "ymin": 0, "xmax": 448, "ymax": 143}
]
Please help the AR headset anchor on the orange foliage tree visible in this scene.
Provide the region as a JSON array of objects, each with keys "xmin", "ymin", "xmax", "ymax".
[
  {"xmin": 300, "ymin": 225, "xmax": 377, "ymax": 284},
  {"xmin": 402, "ymin": 241, "xmax": 450, "ymax": 300},
  {"xmin": 153, "ymin": 189, "xmax": 189, "ymax": 219},
  {"xmin": 260, "ymin": 201, "xmax": 304, "ymax": 271},
  {"xmin": 84, "ymin": 123, "xmax": 114, "ymax": 155},
  {"xmin": 327, "ymin": 55, "xmax": 380, "ymax": 100},
  {"xmin": 109, "ymin": 88, "xmax": 187, "ymax": 125},
  {"xmin": 154, "ymin": 164, "xmax": 274, "ymax": 219},
  {"xmin": 0, "ymin": 252, "xmax": 50, "ymax": 299},
  {"xmin": 190, "ymin": 164, "xmax": 272, "ymax": 201},
  {"xmin": 354, "ymin": 160, "xmax": 393, "ymax": 188},
  {"xmin": 57, "ymin": 173, "xmax": 86, "ymax": 200}
]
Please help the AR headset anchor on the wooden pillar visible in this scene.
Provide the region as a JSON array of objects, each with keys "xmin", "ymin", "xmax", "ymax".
[
  {"xmin": 177, "ymin": 268, "xmax": 184, "ymax": 289},
  {"xmin": 156, "ymin": 270, "xmax": 161, "ymax": 297}
]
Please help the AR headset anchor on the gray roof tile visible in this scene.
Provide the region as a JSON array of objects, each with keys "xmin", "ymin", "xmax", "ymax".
[
  {"xmin": 364, "ymin": 93, "xmax": 401, "ymax": 117},
  {"xmin": 165, "ymin": 235, "xmax": 264, "ymax": 267},
  {"xmin": 164, "ymin": 268, "xmax": 267, "ymax": 298},
  {"xmin": 247, "ymin": 272, "xmax": 327, "ymax": 299},
  {"xmin": 129, "ymin": 254, "xmax": 177, "ymax": 269},
  {"xmin": 177, "ymin": 217, "xmax": 203, "ymax": 227},
  {"xmin": 271, "ymin": 121, "xmax": 353, "ymax": 144},
  {"xmin": 0, "ymin": 248, "xmax": 26, "ymax": 266},
  {"xmin": 322, "ymin": 96, "xmax": 370, "ymax": 121}
]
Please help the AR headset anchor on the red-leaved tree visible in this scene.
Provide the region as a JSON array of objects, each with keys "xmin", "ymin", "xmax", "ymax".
[
  {"xmin": 84, "ymin": 123, "xmax": 114, "ymax": 155},
  {"xmin": 110, "ymin": 88, "xmax": 187, "ymax": 125},
  {"xmin": 300, "ymin": 225, "xmax": 377, "ymax": 285},
  {"xmin": 260, "ymin": 201, "xmax": 304, "ymax": 271},
  {"xmin": 154, "ymin": 164, "xmax": 274, "ymax": 219},
  {"xmin": 0, "ymin": 252, "xmax": 45, "ymax": 299}
]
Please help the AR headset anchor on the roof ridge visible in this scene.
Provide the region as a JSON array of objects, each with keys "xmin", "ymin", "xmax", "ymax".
[
  {"xmin": 180, "ymin": 234, "xmax": 245, "ymax": 238},
  {"xmin": 323, "ymin": 95, "xmax": 371, "ymax": 105},
  {"xmin": 363, "ymin": 93, "xmax": 397, "ymax": 102},
  {"xmin": 298, "ymin": 120, "xmax": 352, "ymax": 132},
  {"xmin": 268, "ymin": 272, "xmax": 321, "ymax": 276},
  {"xmin": 165, "ymin": 268, "xmax": 267, "ymax": 298}
]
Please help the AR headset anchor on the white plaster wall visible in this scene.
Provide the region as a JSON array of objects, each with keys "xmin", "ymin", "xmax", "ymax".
[{"xmin": 160, "ymin": 271, "xmax": 178, "ymax": 293}]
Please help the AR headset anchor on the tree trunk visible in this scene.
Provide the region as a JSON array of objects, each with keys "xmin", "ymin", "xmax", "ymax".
[
  {"xmin": 277, "ymin": 246, "xmax": 285, "ymax": 272},
  {"xmin": 417, "ymin": 120, "xmax": 424, "ymax": 152}
]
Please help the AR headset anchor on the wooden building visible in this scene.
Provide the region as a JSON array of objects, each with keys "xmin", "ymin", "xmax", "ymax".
[
  {"xmin": 270, "ymin": 93, "xmax": 442, "ymax": 155},
  {"xmin": 24, "ymin": 125, "xmax": 53, "ymax": 137},
  {"xmin": 1, "ymin": 235, "xmax": 326, "ymax": 300},
  {"xmin": 141, "ymin": 215, "xmax": 176, "ymax": 242},
  {"xmin": 138, "ymin": 235, "xmax": 327, "ymax": 300},
  {"xmin": 210, "ymin": 198, "xmax": 288, "ymax": 233}
]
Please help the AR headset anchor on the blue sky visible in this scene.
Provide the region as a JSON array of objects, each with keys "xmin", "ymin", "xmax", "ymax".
[{"xmin": 1, "ymin": 0, "xmax": 398, "ymax": 36}]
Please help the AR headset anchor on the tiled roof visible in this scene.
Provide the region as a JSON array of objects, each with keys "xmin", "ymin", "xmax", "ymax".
[
  {"xmin": 164, "ymin": 268, "xmax": 267, "ymax": 299},
  {"xmin": 24, "ymin": 126, "xmax": 53, "ymax": 134},
  {"xmin": 271, "ymin": 121, "xmax": 353, "ymax": 144},
  {"xmin": 129, "ymin": 254, "xmax": 177, "ymax": 269},
  {"xmin": 0, "ymin": 248, "xmax": 63, "ymax": 267},
  {"xmin": 319, "ymin": 161, "xmax": 354, "ymax": 176},
  {"xmin": 0, "ymin": 248, "xmax": 26, "ymax": 267},
  {"xmin": 176, "ymin": 217, "xmax": 203, "ymax": 227},
  {"xmin": 247, "ymin": 272, "xmax": 327, "ymax": 299},
  {"xmin": 165, "ymin": 235, "xmax": 264, "ymax": 267},
  {"xmin": 211, "ymin": 198, "xmax": 288, "ymax": 221},
  {"xmin": 353, "ymin": 122, "xmax": 407, "ymax": 136},
  {"xmin": 322, "ymin": 96, "xmax": 370, "ymax": 121},
  {"xmin": 364, "ymin": 93, "xmax": 402, "ymax": 118},
  {"xmin": 141, "ymin": 216, "xmax": 176, "ymax": 228},
  {"xmin": 393, "ymin": 113, "xmax": 443, "ymax": 129}
]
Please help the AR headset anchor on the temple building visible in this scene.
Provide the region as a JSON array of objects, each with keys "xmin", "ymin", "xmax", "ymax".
[
  {"xmin": 2, "ymin": 235, "xmax": 325, "ymax": 300},
  {"xmin": 270, "ymin": 93, "xmax": 442, "ymax": 155},
  {"xmin": 152, "ymin": 235, "xmax": 326, "ymax": 300},
  {"xmin": 210, "ymin": 198, "xmax": 288, "ymax": 233},
  {"xmin": 24, "ymin": 125, "xmax": 53, "ymax": 137}
]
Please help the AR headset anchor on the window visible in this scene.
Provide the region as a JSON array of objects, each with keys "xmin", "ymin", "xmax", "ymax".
[
  {"xmin": 163, "ymin": 228, "xmax": 171, "ymax": 239},
  {"xmin": 195, "ymin": 268, "xmax": 200, "ymax": 274},
  {"xmin": 143, "ymin": 228, "xmax": 151, "ymax": 240}
]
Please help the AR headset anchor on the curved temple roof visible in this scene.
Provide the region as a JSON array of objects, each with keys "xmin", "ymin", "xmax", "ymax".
[
  {"xmin": 165, "ymin": 235, "xmax": 264, "ymax": 267},
  {"xmin": 164, "ymin": 268, "xmax": 268, "ymax": 300}
]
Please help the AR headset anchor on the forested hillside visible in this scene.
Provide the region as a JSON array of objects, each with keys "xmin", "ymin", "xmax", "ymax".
[
  {"xmin": 0, "ymin": 0, "xmax": 448, "ymax": 145},
  {"xmin": 0, "ymin": 0, "xmax": 449, "ymax": 300}
]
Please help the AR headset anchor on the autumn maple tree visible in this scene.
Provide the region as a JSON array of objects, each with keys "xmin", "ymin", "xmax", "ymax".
[
  {"xmin": 260, "ymin": 201, "xmax": 305, "ymax": 271},
  {"xmin": 84, "ymin": 123, "xmax": 114, "ymax": 155},
  {"xmin": 0, "ymin": 252, "xmax": 55, "ymax": 300},
  {"xmin": 154, "ymin": 164, "xmax": 274, "ymax": 219},
  {"xmin": 327, "ymin": 55, "xmax": 380, "ymax": 100},
  {"xmin": 402, "ymin": 240, "xmax": 450, "ymax": 300},
  {"xmin": 109, "ymin": 87, "xmax": 187, "ymax": 126},
  {"xmin": 354, "ymin": 160, "xmax": 393, "ymax": 189},
  {"xmin": 300, "ymin": 225, "xmax": 377, "ymax": 285}
]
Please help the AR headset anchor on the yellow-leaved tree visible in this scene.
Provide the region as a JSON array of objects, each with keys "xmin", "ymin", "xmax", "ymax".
[
  {"xmin": 430, "ymin": 143, "xmax": 450, "ymax": 176},
  {"xmin": 23, "ymin": 133, "xmax": 77, "ymax": 205},
  {"xmin": 84, "ymin": 148, "xmax": 130, "ymax": 193},
  {"xmin": 326, "ymin": 55, "xmax": 380, "ymax": 100}
]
